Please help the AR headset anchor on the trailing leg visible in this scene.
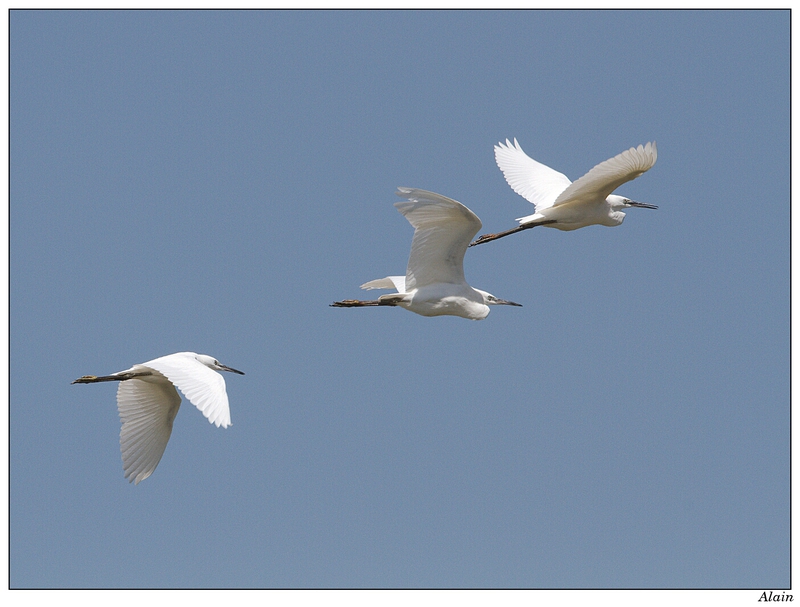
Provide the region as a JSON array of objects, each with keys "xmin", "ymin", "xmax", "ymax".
[
  {"xmin": 469, "ymin": 220, "xmax": 557, "ymax": 247},
  {"xmin": 72, "ymin": 370, "xmax": 153, "ymax": 384}
]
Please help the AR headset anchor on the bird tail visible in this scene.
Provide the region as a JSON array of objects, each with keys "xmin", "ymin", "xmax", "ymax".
[{"xmin": 360, "ymin": 276, "xmax": 406, "ymax": 292}]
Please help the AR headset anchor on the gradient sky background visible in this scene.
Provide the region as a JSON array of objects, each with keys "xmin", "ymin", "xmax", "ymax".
[{"xmin": 10, "ymin": 10, "xmax": 789, "ymax": 589}]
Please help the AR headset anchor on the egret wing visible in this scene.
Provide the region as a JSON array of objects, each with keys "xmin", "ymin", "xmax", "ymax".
[
  {"xmin": 553, "ymin": 142, "xmax": 657, "ymax": 207},
  {"xmin": 117, "ymin": 375, "xmax": 181, "ymax": 484},
  {"xmin": 494, "ymin": 138, "xmax": 572, "ymax": 211},
  {"xmin": 394, "ymin": 187, "xmax": 481, "ymax": 290},
  {"xmin": 144, "ymin": 353, "xmax": 232, "ymax": 428}
]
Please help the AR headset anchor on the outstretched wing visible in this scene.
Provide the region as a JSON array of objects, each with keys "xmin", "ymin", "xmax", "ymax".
[
  {"xmin": 143, "ymin": 353, "xmax": 232, "ymax": 428},
  {"xmin": 117, "ymin": 374, "xmax": 181, "ymax": 484},
  {"xmin": 494, "ymin": 138, "xmax": 572, "ymax": 211},
  {"xmin": 553, "ymin": 142, "xmax": 657, "ymax": 207},
  {"xmin": 394, "ymin": 187, "xmax": 481, "ymax": 291}
]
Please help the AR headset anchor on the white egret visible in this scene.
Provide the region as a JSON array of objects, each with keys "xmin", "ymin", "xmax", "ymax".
[
  {"xmin": 331, "ymin": 187, "xmax": 522, "ymax": 320},
  {"xmin": 470, "ymin": 139, "xmax": 658, "ymax": 246},
  {"xmin": 72, "ymin": 352, "xmax": 244, "ymax": 484}
]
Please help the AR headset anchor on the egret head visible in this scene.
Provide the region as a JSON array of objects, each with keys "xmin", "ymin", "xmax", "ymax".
[
  {"xmin": 605, "ymin": 195, "xmax": 658, "ymax": 226},
  {"xmin": 195, "ymin": 354, "xmax": 245, "ymax": 375},
  {"xmin": 476, "ymin": 290, "xmax": 523, "ymax": 308}
]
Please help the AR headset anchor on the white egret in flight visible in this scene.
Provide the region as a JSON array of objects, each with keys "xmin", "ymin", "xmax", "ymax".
[
  {"xmin": 72, "ymin": 352, "xmax": 244, "ymax": 484},
  {"xmin": 470, "ymin": 140, "xmax": 658, "ymax": 246},
  {"xmin": 332, "ymin": 187, "xmax": 522, "ymax": 320}
]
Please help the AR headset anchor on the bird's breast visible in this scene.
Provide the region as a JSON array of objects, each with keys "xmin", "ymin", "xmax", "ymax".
[{"xmin": 405, "ymin": 285, "xmax": 489, "ymax": 319}]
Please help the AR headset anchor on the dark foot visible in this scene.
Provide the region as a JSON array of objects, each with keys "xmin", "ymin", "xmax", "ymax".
[
  {"xmin": 470, "ymin": 232, "xmax": 506, "ymax": 247},
  {"xmin": 469, "ymin": 226, "xmax": 526, "ymax": 247}
]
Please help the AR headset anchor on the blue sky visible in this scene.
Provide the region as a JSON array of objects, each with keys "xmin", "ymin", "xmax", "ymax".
[{"xmin": 10, "ymin": 10, "xmax": 789, "ymax": 589}]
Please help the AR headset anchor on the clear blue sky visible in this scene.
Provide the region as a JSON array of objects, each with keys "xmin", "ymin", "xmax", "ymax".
[{"xmin": 10, "ymin": 10, "xmax": 789, "ymax": 589}]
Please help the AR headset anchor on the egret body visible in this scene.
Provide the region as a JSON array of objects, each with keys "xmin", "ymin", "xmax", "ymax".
[
  {"xmin": 72, "ymin": 352, "xmax": 244, "ymax": 484},
  {"xmin": 332, "ymin": 187, "xmax": 521, "ymax": 320},
  {"xmin": 470, "ymin": 140, "xmax": 658, "ymax": 246}
]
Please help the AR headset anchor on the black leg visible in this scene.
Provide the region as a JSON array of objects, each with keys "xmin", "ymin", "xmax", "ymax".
[
  {"xmin": 469, "ymin": 220, "xmax": 557, "ymax": 247},
  {"xmin": 330, "ymin": 299, "xmax": 382, "ymax": 308}
]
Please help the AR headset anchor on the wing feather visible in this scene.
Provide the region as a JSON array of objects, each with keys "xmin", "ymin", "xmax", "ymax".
[
  {"xmin": 553, "ymin": 142, "xmax": 657, "ymax": 207},
  {"xmin": 117, "ymin": 375, "xmax": 181, "ymax": 484},
  {"xmin": 494, "ymin": 138, "xmax": 572, "ymax": 211},
  {"xmin": 360, "ymin": 276, "xmax": 406, "ymax": 292},
  {"xmin": 143, "ymin": 353, "xmax": 232, "ymax": 428},
  {"xmin": 394, "ymin": 188, "xmax": 481, "ymax": 291}
]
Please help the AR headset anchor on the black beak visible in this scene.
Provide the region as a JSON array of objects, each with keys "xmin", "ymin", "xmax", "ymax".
[
  {"xmin": 627, "ymin": 200, "xmax": 658, "ymax": 210},
  {"xmin": 220, "ymin": 364, "xmax": 245, "ymax": 375}
]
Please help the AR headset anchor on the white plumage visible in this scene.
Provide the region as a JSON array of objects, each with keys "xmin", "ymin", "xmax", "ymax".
[
  {"xmin": 471, "ymin": 140, "xmax": 658, "ymax": 245},
  {"xmin": 332, "ymin": 187, "xmax": 522, "ymax": 320},
  {"xmin": 73, "ymin": 352, "xmax": 244, "ymax": 484}
]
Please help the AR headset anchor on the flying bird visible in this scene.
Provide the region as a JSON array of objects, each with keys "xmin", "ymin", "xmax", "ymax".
[
  {"xmin": 72, "ymin": 352, "xmax": 244, "ymax": 484},
  {"xmin": 331, "ymin": 187, "xmax": 522, "ymax": 320},
  {"xmin": 470, "ymin": 139, "xmax": 658, "ymax": 246}
]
